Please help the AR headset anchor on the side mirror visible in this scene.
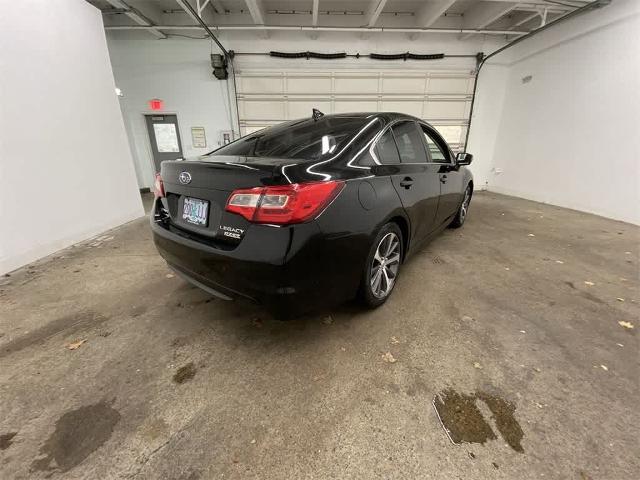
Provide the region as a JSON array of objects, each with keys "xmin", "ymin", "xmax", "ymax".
[{"xmin": 456, "ymin": 152, "xmax": 473, "ymax": 166}]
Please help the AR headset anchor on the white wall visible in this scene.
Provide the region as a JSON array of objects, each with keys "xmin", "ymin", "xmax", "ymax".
[
  {"xmin": 465, "ymin": 63, "xmax": 509, "ymax": 189},
  {"xmin": 0, "ymin": 0, "xmax": 144, "ymax": 275},
  {"xmin": 107, "ymin": 32, "xmax": 503, "ymax": 188},
  {"xmin": 470, "ymin": 0, "xmax": 640, "ymax": 224},
  {"xmin": 108, "ymin": 39, "xmax": 237, "ymax": 189}
]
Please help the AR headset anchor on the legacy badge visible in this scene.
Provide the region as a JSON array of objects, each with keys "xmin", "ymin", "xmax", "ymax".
[{"xmin": 219, "ymin": 225, "xmax": 244, "ymax": 239}]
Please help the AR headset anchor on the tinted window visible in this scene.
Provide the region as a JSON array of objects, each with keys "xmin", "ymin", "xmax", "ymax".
[
  {"xmin": 391, "ymin": 122, "xmax": 428, "ymax": 163},
  {"xmin": 375, "ymin": 129, "xmax": 401, "ymax": 165},
  {"xmin": 420, "ymin": 125, "xmax": 449, "ymax": 163},
  {"xmin": 211, "ymin": 117, "xmax": 368, "ymax": 161}
]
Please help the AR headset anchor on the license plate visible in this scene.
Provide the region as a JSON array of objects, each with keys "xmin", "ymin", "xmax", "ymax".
[{"xmin": 182, "ymin": 197, "xmax": 209, "ymax": 226}]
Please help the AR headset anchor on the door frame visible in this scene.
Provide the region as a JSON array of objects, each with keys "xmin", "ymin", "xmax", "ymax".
[{"xmin": 141, "ymin": 111, "xmax": 184, "ymax": 177}]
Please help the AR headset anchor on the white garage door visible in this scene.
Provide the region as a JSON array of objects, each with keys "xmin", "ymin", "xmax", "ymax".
[{"xmin": 235, "ymin": 69, "xmax": 475, "ymax": 152}]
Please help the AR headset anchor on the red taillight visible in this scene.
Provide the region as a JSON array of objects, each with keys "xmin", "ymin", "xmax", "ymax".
[
  {"xmin": 154, "ymin": 173, "xmax": 165, "ymax": 198},
  {"xmin": 226, "ymin": 181, "xmax": 344, "ymax": 225}
]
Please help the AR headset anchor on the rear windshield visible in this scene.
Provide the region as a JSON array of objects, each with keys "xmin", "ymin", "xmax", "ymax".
[{"xmin": 211, "ymin": 117, "xmax": 369, "ymax": 161}]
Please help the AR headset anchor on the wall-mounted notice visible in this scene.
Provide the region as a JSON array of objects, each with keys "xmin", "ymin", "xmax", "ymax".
[
  {"xmin": 220, "ymin": 130, "xmax": 233, "ymax": 146},
  {"xmin": 191, "ymin": 127, "xmax": 207, "ymax": 148},
  {"xmin": 153, "ymin": 123, "xmax": 180, "ymax": 152}
]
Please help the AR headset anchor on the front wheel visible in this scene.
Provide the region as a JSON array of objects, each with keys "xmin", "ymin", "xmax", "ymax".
[
  {"xmin": 359, "ymin": 223, "xmax": 403, "ymax": 308},
  {"xmin": 449, "ymin": 185, "xmax": 472, "ymax": 229}
]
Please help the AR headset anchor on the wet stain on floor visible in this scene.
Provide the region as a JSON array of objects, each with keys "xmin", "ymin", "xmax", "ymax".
[
  {"xmin": 0, "ymin": 432, "xmax": 17, "ymax": 450},
  {"xmin": 173, "ymin": 362, "xmax": 197, "ymax": 384},
  {"xmin": 433, "ymin": 388, "xmax": 524, "ymax": 453},
  {"xmin": 0, "ymin": 311, "xmax": 108, "ymax": 359},
  {"xmin": 30, "ymin": 401, "xmax": 120, "ymax": 473},
  {"xmin": 477, "ymin": 391, "xmax": 525, "ymax": 453},
  {"xmin": 433, "ymin": 389, "xmax": 497, "ymax": 445}
]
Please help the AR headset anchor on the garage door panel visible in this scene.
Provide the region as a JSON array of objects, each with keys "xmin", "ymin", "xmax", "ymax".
[
  {"xmin": 381, "ymin": 77, "xmax": 426, "ymax": 94},
  {"xmin": 428, "ymin": 77, "xmax": 470, "ymax": 94},
  {"xmin": 239, "ymin": 76, "xmax": 284, "ymax": 94},
  {"xmin": 463, "ymin": 101, "xmax": 472, "ymax": 118},
  {"xmin": 242, "ymin": 100, "xmax": 285, "ymax": 120},
  {"xmin": 237, "ymin": 69, "xmax": 473, "ymax": 147},
  {"xmin": 432, "ymin": 125, "xmax": 464, "ymax": 145},
  {"xmin": 334, "ymin": 101, "xmax": 378, "ymax": 113},
  {"xmin": 288, "ymin": 100, "xmax": 332, "ymax": 119},
  {"xmin": 424, "ymin": 101, "xmax": 467, "ymax": 120},
  {"xmin": 380, "ymin": 100, "xmax": 423, "ymax": 117},
  {"xmin": 334, "ymin": 76, "xmax": 378, "ymax": 94},
  {"xmin": 242, "ymin": 125, "xmax": 269, "ymax": 136},
  {"xmin": 286, "ymin": 76, "xmax": 332, "ymax": 94}
]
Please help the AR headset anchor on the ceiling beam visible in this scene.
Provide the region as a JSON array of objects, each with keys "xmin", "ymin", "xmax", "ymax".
[
  {"xmin": 508, "ymin": 11, "xmax": 539, "ymax": 30},
  {"xmin": 312, "ymin": 0, "xmax": 320, "ymax": 26},
  {"xmin": 198, "ymin": 0, "xmax": 211, "ymax": 16},
  {"xmin": 106, "ymin": 24, "xmax": 529, "ymax": 35},
  {"xmin": 244, "ymin": 0, "xmax": 266, "ymax": 25},
  {"xmin": 211, "ymin": 0, "xmax": 226, "ymax": 15},
  {"xmin": 415, "ymin": 0, "xmax": 456, "ymax": 28},
  {"xmin": 515, "ymin": 5, "xmax": 573, "ymax": 14},
  {"xmin": 476, "ymin": 0, "xmax": 580, "ymax": 4},
  {"xmin": 460, "ymin": 1, "xmax": 517, "ymax": 40},
  {"xmin": 105, "ymin": 0, "xmax": 167, "ymax": 38},
  {"xmin": 364, "ymin": 0, "xmax": 389, "ymax": 28},
  {"xmin": 175, "ymin": 0, "xmax": 199, "ymax": 23}
]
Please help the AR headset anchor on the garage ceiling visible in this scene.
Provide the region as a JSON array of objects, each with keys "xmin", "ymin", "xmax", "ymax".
[{"xmin": 88, "ymin": 0, "xmax": 593, "ymax": 39}]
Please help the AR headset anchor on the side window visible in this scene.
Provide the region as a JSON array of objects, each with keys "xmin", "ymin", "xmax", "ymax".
[
  {"xmin": 374, "ymin": 129, "xmax": 401, "ymax": 165},
  {"xmin": 420, "ymin": 125, "xmax": 449, "ymax": 163},
  {"xmin": 391, "ymin": 122, "xmax": 428, "ymax": 163}
]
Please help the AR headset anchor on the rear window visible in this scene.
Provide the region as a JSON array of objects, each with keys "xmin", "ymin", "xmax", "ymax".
[{"xmin": 211, "ymin": 117, "xmax": 369, "ymax": 161}]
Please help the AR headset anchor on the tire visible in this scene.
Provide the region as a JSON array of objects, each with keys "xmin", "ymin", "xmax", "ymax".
[
  {"xmin": 449, "ymin": 185, "xmax": 472, "ymax": 229},
  {"xmin": 359, "ymin": 223, "xmax": 403, "ymax": 308}
]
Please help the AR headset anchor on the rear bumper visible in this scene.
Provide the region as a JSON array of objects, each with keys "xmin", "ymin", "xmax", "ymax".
[{"xmin": 150, "ymin": 202, "xmax": 358, "ymax": 316}]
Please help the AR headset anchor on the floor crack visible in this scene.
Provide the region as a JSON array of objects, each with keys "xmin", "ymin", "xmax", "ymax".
[{"xmin": 120, "ymin": 436, "xmax": 173, "ymax": 479}]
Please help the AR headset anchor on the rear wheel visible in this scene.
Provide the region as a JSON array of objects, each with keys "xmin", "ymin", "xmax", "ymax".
[
  {"xmin": 449, "ymin": 185, "xmax": 472, "ymax": 228},
  {"xmin": 360, "ymin": 223, "xmax": 403, "ymax": 308}
]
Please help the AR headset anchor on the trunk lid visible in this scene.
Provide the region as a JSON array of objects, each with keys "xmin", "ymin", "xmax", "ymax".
[
  {"xmin": 159, "ymin": 155, "xmax": 298, "ymax": 247},
  {"xmin": 161, "ymin": 154, "xmax": 289, "ymax": 190}
]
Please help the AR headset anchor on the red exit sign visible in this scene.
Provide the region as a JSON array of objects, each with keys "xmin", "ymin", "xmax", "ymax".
[{"xmin": 149, "ymin": 99, "xmax": 163, "ymax": 111}]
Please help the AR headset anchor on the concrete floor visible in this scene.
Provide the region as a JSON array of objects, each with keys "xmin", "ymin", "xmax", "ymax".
[{"xmin": 0, "ymin": 192, "xmax": 638, "ymax": 480}]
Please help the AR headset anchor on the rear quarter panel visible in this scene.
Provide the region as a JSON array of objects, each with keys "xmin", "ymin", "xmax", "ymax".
[{"xmin": 314, "ymin": 177, "xmax": 409, "ymax": 299}]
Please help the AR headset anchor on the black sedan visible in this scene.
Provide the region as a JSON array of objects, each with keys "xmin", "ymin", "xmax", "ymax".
[{"xmin": 151, "ymin": 112, "xmax": 473, "ymax": 316}]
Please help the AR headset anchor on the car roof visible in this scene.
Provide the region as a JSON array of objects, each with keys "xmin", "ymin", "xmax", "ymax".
[{"xmin": 310, "ymin": 111, "xmax": 424, "ymax": 125}]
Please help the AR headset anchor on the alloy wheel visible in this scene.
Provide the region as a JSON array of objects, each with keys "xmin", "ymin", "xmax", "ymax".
[
  {"xmin": 460, "ymin": 188, "xmax": 471, "ymax": 222},
  {"xmin": 370, "ymin": 232, "xmax": 401, "ymax": 299}
]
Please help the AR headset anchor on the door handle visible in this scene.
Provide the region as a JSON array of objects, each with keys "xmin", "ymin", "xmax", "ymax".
[
  {"xmin": 440, "ymin": 174, "xmax": 448, "ymax": 184},
  {"xmin": 399, "ymin": 177, "xmax": 414, "ymax": 189}
]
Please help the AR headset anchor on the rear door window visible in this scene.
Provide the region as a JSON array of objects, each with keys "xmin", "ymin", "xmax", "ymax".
[
  {"xmin": 374, "ymin": 129, "xmax": 401, "ymax": 164},
  {"xmin": 391, "ymin": 122, "xmax": 428, "ymax": 164}
]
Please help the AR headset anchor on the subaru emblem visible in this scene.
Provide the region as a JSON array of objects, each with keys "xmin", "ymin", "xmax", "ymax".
[{"xmin": 178, "ymin": 171, "xmax": 192, "ymax": 185}]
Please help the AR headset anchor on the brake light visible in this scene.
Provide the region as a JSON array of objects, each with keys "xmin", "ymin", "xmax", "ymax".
[
  {"xmin": 154, "ymin": 173, "xmax": 165, "ymax": 198},
  {"xmin": 226, "ymin": 181, "xmax": 344, "ymax": 225}
]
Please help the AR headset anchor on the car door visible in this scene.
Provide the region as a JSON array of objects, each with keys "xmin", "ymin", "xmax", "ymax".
[
  {"xmin": 373, "ymin": 121, "xmax": 441, "ymax": 245},
  {"xmin": 419, "ymin": 123, "xmax": 463, "ymax": 226}
]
